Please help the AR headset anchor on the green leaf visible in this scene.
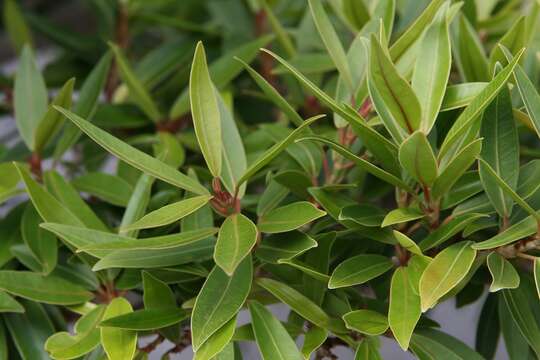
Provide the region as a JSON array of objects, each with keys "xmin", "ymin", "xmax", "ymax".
[
  {"xmin": 339, "ymin": 204, "xmax": 385, "ymax": 227},
  {"xmin": 441, "ymin": 83, "xmax": 487, "ymax": 111},
  {"xmin": 143, "ymin": 271, "xmax": 176, "ymax": 309},
  {"xmin": 41, "ymin": 223, "xmax": 216, "ymax": 256},
  {"xmin": 535, "ymin": 259, "xmax": 540, "ymax": 300},
  {"xmin": 120, "ymin": 195, "xmax": 212, "ymax": 231},
  {"xmin": 419, "ymin": 241, "xmax": 476, "ymax": 312},
  {"xmin": 501, "ymin": 287, "xmax": 540, "ymax": 357},
  {"xmin": 249, "ymin": 301, "xmax": 303, "ymax": 360},
  {"xmin": 398, "ymin": 131, "xmax": 438, "ymax": 186},
  {"xmin": 489, "ymin": 16, "xmax": 526, "ymax": 72},
  {"xmin": 15, "ymin": 164, "xmax": 84, "ymax": 226},
  {"xmin": 92, "ymin": 237, "xmax": 216, "ymax": 270},
  {"xmin": 21, "ymin": 205, "xmax": 57, "ymax": 274},
  {"xmin": 486, "ymin": 253, "xmax": 520, "ymax": 292},
  {"xmin": 411, "ymin": 5, "xmax": 451, "ymax": 132},
  {"xmin": 382, "ymin": 208, "xmax": 424, "ymax": 227},
  {"xmin": 393, "ymin": 231, "xmax": 423, "ymax": 256},
  {"xmin": 170, "ymin": 36, "xmax": 273, "ymax": 118},
  {"xmin": 418, "ymin": 213, "xmax": 487, "ymax": 251},
  {"xmin": 190, "ymin": 42, "xmax": 222, "ymax": 177},
  {"xmin": 100, "ymin": 298, "xmax": 137, "ymax": 360},
  {"xmin": 368, "ymin": 34, "xmax": 421, "ymax": 142},
  {"xmin": 256, "ymin": 277, "xmax": 345, "ymax": 333},
  {"xmin": 479, "ymin": 86, "xmax": 519, "ymax": 217},
  {"xmin": 512, "ymin": 63, "xmax": 540, "ymax": 139},
  {"xmin": 309, "ymin": 0, "xmax": 353, "ymax": 90},
  {"xmin": 54, "ymin": 52, "xmax": 112, "ymax": 159},
  {"xmin": 214, "ymin": 213, "xmax": 258, "ymax": 275},
  {"xmin": 301, "ymin": 326, "xmax": 327, "ymax": 359},
  {"xmin": 432, "ymin": 138, "xmax": 483, "ymax": 199},
  {"xmin": 0, "ymin": 271, "xmax": 92, "ymax": 305},
  {"xmin": 355, "ymin": 337, "xmax": 383, "ymax": 360},
  {"xmin": 237, "ymin": 115, "xmax": 324, "ymax": 187},
  {"xmin": 329, "ymin": 254, "xmax": 393, "ymax": 289},
  {"xmin": 45, "ymin": 305, "xmax": 105, "ymax": 359},
  {"xmin": 14, "ymin": 45, "xmax": 48, "ymax": 150},
  {"xmin": 256, "ymin": 231, "xmax": 318, "ymax": 264},
  {"xmin": 389, "ymin": 267, "xmax": 421, "ymax": 350},
  {"xmin": 100, "ymin": 308, "xmax": 188, "ymax": 330},
  {"xmin": 343, "ymin": 310, "xmax": 388, "ymax": 336},
  {"xmin": 34, "ymin": 78, "xmax": 75, "ymax": 153},
  {"xmin": 110, "ymin": 43, "xmax": 161, "ymax": 122},
  {"xmin": 410, "ymin": 329, "xmax": 484, "ymax": 360},
  {"xmin": 54, "ymin": 106, "xmax": 208, "ymax": 195},
  {"xmin": 452, "ymin": 15, "xmax": 489, "ymax": 82},
  {"xmin": 191, "ymin": 256, "xmax": 252, "ymax": 351},
  {"xmin": 3, "ymin": 0, "xmax": 32, "ymax": 53},
  {"xmin": 478, "ymin": 159, "xmax": 539, "ymax": 221},
  {"xmin": 258, "ymin": 201, "xmax": 325, "ymax": 234},
  {"xmin": 194, "ymin": 316, "xmax": 237, "ymax": 360},
  {"xmin": 439, "ymin": 49, "xmax": 524, "ymax": 163},
  {"xmin": 0, "ymin": 291, "xmax": 24, "ymax": 313},
  {"xmin": 72, "ymin": 172, "xmax": 133, "ymax": 207}
]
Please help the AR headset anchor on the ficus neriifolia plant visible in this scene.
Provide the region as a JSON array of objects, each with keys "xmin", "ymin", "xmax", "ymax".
[{"xmin": 0, "ymin": 0, "xmax": 539, "ymax": 359}]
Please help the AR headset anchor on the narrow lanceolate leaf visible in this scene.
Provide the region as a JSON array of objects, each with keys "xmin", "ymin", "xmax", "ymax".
[
  {"xmin": 249, "ymin": 301, "xmax": 303, "ymax": 360},
  {"xmin": 368, "ymin": 34, "xmax": 421, "ymax": 142},
  {"xmin": 14, "ymin": 45, "xmax": 48, "ymax": 150},
  {"xmin": 501, "ymin": 287, "xmax": 540, "ymax": 357},
  {"xmin": 0, "ymin": 271, "xmax": 92, "ymax": 305},
  {"xmin": 489, "ymin": 17, "xmax": 526, "ymax": 73},
  {"xmin": 54, "ymin": 107, "xmax": 208, "ymax": 195},
  {"xmin": 398, "ymin": 131, "xmax": 438, "ymax": 186},
  {"xmin": 439, "ymin": 49, "xmax": 524, "ymax": 163},
  {"xmin": 191, "ymin": 257, "xmax": 252, "ymax": 351},
  {"xmin": 412, "ymin": 5, "xmax": 451, "ymax": 132},
  {"xmin": 486, "ymin": 253, "xmax": 519, "ymax": 292},
  {"xmin": 34, "ymin": 78, "xmax": 75, "ymax": 153},
  {"xmin": 329, "ymin": 254, "xmax": 393, "ymax": 289},
  {"xmin": 478, "ymin": 159, "xmax": 539, "ymax": 221},
  {"xmin": 214, "ymin": 213, "xmax": 258, "ymax": 275},
  {"xmin": 512, "ymin": 63, "xmax": 540, "ymax": 138},
  {"xmin": 432, "ymin": 138, "xmax": 482, "ymax": 199},
  {"xmin": 479, "ymin": 87, "xmax": 519, "ymax": 217},
  {"xmin": 3, "ymin": 0, "xmax": 32, "ymax": 52},
  {"xmin": 441, "ymin": 83, "xmax": 487, "ymax": 111},
  {"xmin": 452, "ymin": 15, "xmax": 489, "ymax": 82},
  {"xmin": 419, "ymin": 241, "xmax": 476, "ymax": 312},
  {"xmin": 194, "ymin": 316, "xmax": 236, "ymax": 360},
  {"xmin": 100, "ymin": 308, "xmax": 188, "ymax": 330},
  {"xmin": 343, "ymin": 310, "xmax": 389, "ymax": 336},
  {"xmin": 190, "ymin": 42, "xmax": 222, "ymax": 177},
  {"xmin": 410, "ymin": 329, "xmax": 484, "ymax": 360},
  {"xmin": 389, "ymin": 267, "xmax": 421, "ymax": 350},
  {"xmin": 100, "ymin": 298, "xmax": 137, "ymax": 360},
  {"xmin": 258, "ymin": 201, "xmax": 325, "ymax": 234},
  {"xmin": 473, "ymin": 213, "xmax": 538, "ymax": 250},
  {"xmin": 110, "ymin": 43, "xmax": 161, "ymax": 122},
  {"xmin": 15, "ymin": 164, "xmax": 84, "ymax": 227},
  {"xmin": 121, "ymin": 195, "xmax": 212, "ymax": 231},
  {"xmin": 237, "ymin": 114, "xmax": 324, "ymax": 187}
]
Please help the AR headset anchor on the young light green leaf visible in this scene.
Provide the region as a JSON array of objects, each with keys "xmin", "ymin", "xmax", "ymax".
[
  {"xmin": 329, "ymin": 254, "xmax": 393, "ymax": 289},
  {"xmin": 214, "ymin": 213, "xmax": 258, "ymax": 275},
  {"xmin": 100, "ymin": 297, "xmax": 137, "ymax": 360},
  {"xmin": 382, "ymin": 208, "xmax": 424, "ymax": 227},
  {"xmin": 190, "ymin": 42, "xmax": 222, "ymax": 177},
  {"xmin": 110, "ymin": 43, "xmax": 161, "ymax": 122},
  {"xmin": 479, "ymin": 86, "xmax": 519, "ymax": 217},
  {"xmin": 439, "ymin": 49, "xmax": 524, "ymax": 163},
  {"xmin": 486, "ymin": 252, "xmax": 520, "ymax": 292},
  {"xmin": 34, "ymin": 78, "xmax": 75, "ymax": 153},
  {"xmin": 412, "ymin": 5, "xmax": 451, "ymax": 132},
  {"xmin": 100, "ymin": 308, "xmax": 188, "ymax": 330},
  {"xmin": 343, "ymin": 310, "xmax": 388, "ymax": 336},
  {"xmin": 472, "ymin": 212, "xmax": 538, "ymax": 250},
  {"xmin": 393, "ymin": 231, "xmax": 423, "ymax": 256},
  {"xmin": 389, "ymin": 267, "xmax": 421, "ymax": 350},
  {"xmin": 489, "ymin": 16, "xmax": 526, "ymax": 72},
  {"xmin": 419, "ymin": 241, "xmax": 476, "ymax": 312},
  {"xmin": 54, "ymin": 106, "xmax": 208, "ymax": 195},
  {"xmin": 368, "ymin": 34, "xmax": 421, "ymax": 142},
  {"xmin": 237, "ymin": 114, "xmax": 324, "ymax": 187},
  {"xmin": 191, "ymin": 256, "xmax": 252, "ymax": 351},
  {"xmin": 14, "ymin": 45, "xmax": 48, "ymax": 150},
  {"xmin": 249, "ymin": 301, "xmax": 303, "ymax": 360},
  {"xmin": 3, "ymin": 0, "xmax": 32, "ymax": 52},
  {"xmin": 398, "ymin": 131, "xmax": 438, "ymax": 186},
  {"xmin": 258, "ymin": 201, "xmax": 325, "ymax": 234},
  {"xmin": 309, "ymin": 0, "xmax": 353, "ymax": 90},
  {"xmin": 0, "ymin": 271, "xmax": 93, "ymax": 305},
  {"xmin": 120, "ymin": 195, "xmax": 212, "ymax": 231},
  {"xmin": 194, "ymin": 316, "xmax": 237, "ymax": 360}
]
